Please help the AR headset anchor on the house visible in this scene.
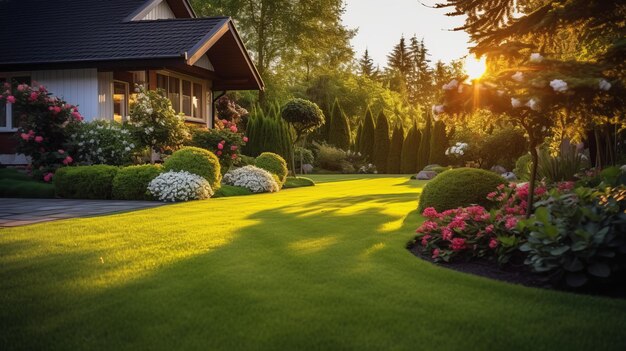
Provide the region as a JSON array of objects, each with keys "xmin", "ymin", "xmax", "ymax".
[{"xmin": 0, "ymin": 0, "xmax": 263, "ymax": 164}]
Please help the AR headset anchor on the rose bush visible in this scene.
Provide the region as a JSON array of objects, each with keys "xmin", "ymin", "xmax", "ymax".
[
  {"xmin": 0, "ymin": 83, "xmax": 82, "ymax": 180},
  {"xmin": 188, "ymin": 120, "xmax": 248, "ymax": 171},
  {"xmin": 147, "ymin": 171, "xmax": 213, "ymax": 202}
]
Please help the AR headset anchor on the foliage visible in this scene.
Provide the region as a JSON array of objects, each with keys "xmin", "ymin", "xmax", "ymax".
[
  {"xmin": 400, "ymin": 124, "xmax": 421, "ymax": 174},
  {"xmin": 537, "ymin": 146, "xmax": 588, "ymax": 183},
  {"xmin": 215, "ymin": 95, "xmax": 249, "ymax": 125},
  {"xmin": 313, "ymin": 142, "xmax": 350, "ymax": 172},
  {"xmin": 387, "ymin": 125, "xmax": 405, "ymax": 173},
  {"xmin": 54, "ymin": 165, "xmax": 119, "ymax": 199},
  {"xmin": 358, "ymin": 109, "xmax": 376, "ymax": 162},
  {"xmin": 327, "ymin": 100, "xmax": 351, "ymax": 150},
  {"xmin": 112, "ymin": 164, "xmax": 162, "ymax": 201},
  {"xmin": 147, "ymin": 171, "xmax": 213, "ymax": 202},
  {"xmin": 213, "ymin": 184, "xmax": 254, "ymax": 198},
  {"xmin": 514, "ymin": 153, "xmax": 532, "ymax": 181},
  {"xmin": 255, "ymin": 152, "xmax": 288, "ymax": 187},
  {"xmin": 162, "ymin": 147, "xmax": 221, "ymax": 191},
  {"xmin": 67, "ymin": 120, "xmax": 137, "ymax": 166},
  {"xmin": 1, "ymin": 83, "xmax": 82, "ymax": 179},
  {"xmin": 283, "ymin": 177, "xmax": 316, "ymax": 189},
  {"xmin": 373, "ymin": 112, "xmax": 390, "ymax": 173},
  {"xmin": 417, "ymin": 112, "xmax": 433, "ymax": 171},
  {"xmin": 480, "ymin": 127, "xmax": 527, "ymax": 170},
  {"xmin": 428, "ymin": 121, "xmax": 449, "ymax": 166},
  {"xmin": 519, "ymin": 185, "xmax": 626, "ymax": 288},
  {"xmin": 294, "ymin": 147, "xmax": 315, "ymax": 167},
  {"xmin": 358, "ymin": 49, "xmax": 378, "ymax": 79},
  {"xmin": 188, "ymin": 122, "xmax": 247, "ymax": 172},
  {"xmin": 128, "ymin": 85, "xmax": 189, "ymax": 153},
  {"xmin": 244, "ymin": 106, "xmax": 293, "ymax": 163},
  {"xmin": 418, "ymin": 168, "xmax": 505, "ymax": 212},
  {"xmin": 281, "ymin": 98, "xmax": 325, "ymax": 144},
  {"xmin": 223, "ymin": 166, "xmax": 280, "ymax": 193},
  {"xmin": 0, "ymin": 169, "xmax": 55, "ymax": 198}
]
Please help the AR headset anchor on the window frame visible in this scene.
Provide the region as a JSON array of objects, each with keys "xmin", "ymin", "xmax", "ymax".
[
  {"xmin": 154, "ymin": 70, "xmax": 208, "ymax": 123},
  {"xmin": 0, "ymin": 72, "xmax": 31, "ymax": 132},
  {"xmin": 113, "ymin": 80, "xmax": 130, "ymax": 123}
]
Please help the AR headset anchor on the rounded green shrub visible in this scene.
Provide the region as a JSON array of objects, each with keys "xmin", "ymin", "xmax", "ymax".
[
  {"xmin": 112, "ymin": 164, "xmax": 162, "ymax": 200},
  {"xmin": 163, "ymin": 147, "xmax": 221, "ymax": 190},
  {"xmin": 514, "ymin": 153, "xmax": 532, "ymax": 181},
  {"xmin": 418, "ymin": 168, "xmax": 505, "ymax": 212},
  {"xmin": 255, "ymin": 152, "xmax": 288, "ymax": 187},
  {"xmin": 54, "ymin": 165, "xmax": 119, "ymax": 199}
]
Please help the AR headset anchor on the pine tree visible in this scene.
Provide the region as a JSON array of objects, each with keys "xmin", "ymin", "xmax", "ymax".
[
  {"xmin": 417, "ymin": 112, "xmax": 433, "ymax": 170},
  {"xmin": 328, "ymin": 100, "xmax": 351, "ymax": 150},
  {"xmin": 360, "ymin": 109, "xmax": 376, "ymax": 162},
  {"xmin": 386, "ymin": 36, "xmax": 412, "ymax": 94},
  {"xmin": 387, "ymin": 124, "xmax": 405, "ymax": 173},
  {"xmin": 400, "ymin": 123, "xmax": 421, "ymax": 173},
  {"xmin": 373, "ymin": 111, "xmax": 391, "ymax": 173},
  {"xmin": 359, "ymin": 49, "xmax": 377, "ymax": 79},
  {"xmin": 429, "ymin": 120, "xmax": 449, "ymax": 165}
]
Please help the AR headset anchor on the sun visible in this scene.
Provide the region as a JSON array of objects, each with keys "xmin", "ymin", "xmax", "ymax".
[{"xmin": 465, "ymin": 55, "xmax": 487, "ymax": 80}]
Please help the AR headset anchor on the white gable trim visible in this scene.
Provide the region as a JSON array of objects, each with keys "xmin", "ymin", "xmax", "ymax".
[{"xmin": 141, "ymin": 1, "xmax": 175, "ymax": 20}]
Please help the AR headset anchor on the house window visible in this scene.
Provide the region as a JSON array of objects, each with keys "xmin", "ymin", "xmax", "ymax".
[
  {"xmin": 113, "ymin": 81, "xmax": 129, "ymax": 123},
  {"xmin": 155, "ymin": 72, "xmax": 206, "ymax": 122},
  {"xmin": 0, "ymin": 75, "xmax": 31, "ymax": 131}
]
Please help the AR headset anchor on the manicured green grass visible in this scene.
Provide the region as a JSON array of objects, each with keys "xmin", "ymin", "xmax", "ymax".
[
  {"xmin": 0, "ymin": 168, "xmax": 55, "ymax": 198},
  {"xmin": 1, "ymin": 175, "xmax": 625, "ymax": 350}
]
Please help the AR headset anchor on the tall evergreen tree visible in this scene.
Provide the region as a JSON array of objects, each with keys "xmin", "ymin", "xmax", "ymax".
[
  {"xmin": 387, "ymin": 125, "xmax": 405, "ymax": 173},
  {"xmin": 328, "ymin": 100, "xmax": 351, "ymax": 150},
  {"xmin": 408, "ymin": 37, "xmax": 433, "ymax": 107},
  {"xmin": 417, "ymin": 112, "xmax": 433, "ymax": 170},
  {"xmin": 386, "ymin": 36, "xmax": 412, "ymax": 94},
  {"xmin": 400, "ymin": 123, "xmax": 421, "ymax": 173},
  {"xmin": 373, "ymin": 111, "xmax": 391, "ymax": 173},
  {"xmin": 359, "ymin": 109, "xmax": 376, "ymax": 162},
  {"xmin": 358, "ymin": 49, "xmax": 377, "ymax": 79},
  {"xmin": 354, "ymin": 121, "xmax": 363, "ymax": 152},
  {"xmin": 429, "ymin": 120, "xmax": 449, "ymax": 165}
]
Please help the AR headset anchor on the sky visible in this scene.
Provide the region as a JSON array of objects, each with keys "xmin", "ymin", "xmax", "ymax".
[{"xmin": 342, "ymin": 0, "xmax": 471, "ymax": 68}]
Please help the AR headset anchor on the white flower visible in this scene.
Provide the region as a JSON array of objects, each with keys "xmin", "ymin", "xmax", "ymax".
[
  {"xmin": 529, "ymin": 53, "xmax": 544, "ymax": 63},
  {"xmin": 511, "ymin": 98, "xmax": 523, "ymax": 108},
  {"xmin": 599, "ymin": 79, "xmax": 612, "ymax": 91},
  {"xmin": 526, "ymin": 98, "xmax": 540, "ymax": 111},
  {"xmin": 124, "ymin": 147, "xmax": 131, "ymax": 151},
  {"xmin": 442, "ymin": 79, "xmax": 459, "ymax": 90},
  {"xmin": 432, "ymin": 105, "xmax": 445, "ymax": 114},
  {"xmin": 550, "ymin": 79, "xmax": 568, "ymax": 92},
  {"xmin": 512, "ymin": 72, "xmax": 524, "ymax": 82},
  {"xmin": 148, "ymin": 171, "xmax": 213, "ymax": 202},
  {"xmin": 223, "ymin": 166, "xmax": 280, "ymax": 193}
]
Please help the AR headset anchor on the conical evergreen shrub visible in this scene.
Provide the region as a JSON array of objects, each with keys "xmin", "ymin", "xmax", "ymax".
[
  {"xmin": 387, "ymin": 124, "xmax": 405, "ymax": 173},
  {"xmin": 429, "ymin": 120, "xmax": 449, "ymax": 165},
  {"xmin": 327, "ymin": 100, "xmax": 351, "ymax": 150},
  {"xmin": 417, "ymin": 112, "xmax": 433, "ymax": 171},
  {"xmin": 360, "ymin": 109, "xmax": 376, "ymax": 162},
  {"xmin": 373, "ymin": 111, "xmax": 390, "ymax": 173},
  {"xmin": 400, "ymin": 123, "xmax": 421, "ymax": 174}
]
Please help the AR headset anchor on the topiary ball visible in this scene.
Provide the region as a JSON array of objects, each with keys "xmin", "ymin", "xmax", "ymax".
[
  {"xmin": 163, "ymin": 147, "xmax": 222, "ymax": 190},
  {"xmin": 418, "ymin": 168, "xmax": 505, "ymax": 212},
  {"xmin": 255, "ymin": 152, "xmax": 288, "ymax": 187},
  {"xmin": 112, "ymin": 164, "xmax": 162, "ymax": 200}
]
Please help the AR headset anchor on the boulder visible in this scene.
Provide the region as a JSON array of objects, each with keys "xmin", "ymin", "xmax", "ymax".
[
  {"xmin": 301, "ymin": 164, "xmax": 314, "ymax": 174},
  {"xmin": 491, "ymin": 165, "xmax": 507, "ymax": 174},
  {"xmin": 416, "ymin": 171, "xmax": 438, "ymax": 180},
  {"xmin": 502, "ymin": 172, "xmax": 517, "ymax": 181}
]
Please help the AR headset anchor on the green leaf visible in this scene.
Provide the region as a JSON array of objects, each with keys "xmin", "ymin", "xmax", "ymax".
[
  {"xmin": 550, "ymin": 246, "xmax": 570, "ymax": 256},
  {"xmin": 534, "ymin": 207, "xmax": 550, "ymax": 224},
  {"xmin": 566, "ymin": 272, "xmax": 588, "ymax": 287},
  {"xmin": 587, "ymin": 263, "xmax": 611, "ymax": 278},
  {"xmin": 571, "ymin": 240, "xmax": 588, "ymax": 252},
  {"xmin": 563, "ymin": 257, "xmax": 584, "ymax": 272},
  {"xmin": 519, "ymin": 243, "xmax": 532, "ymax": 252}
]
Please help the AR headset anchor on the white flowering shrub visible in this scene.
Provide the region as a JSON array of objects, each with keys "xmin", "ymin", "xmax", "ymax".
[
  {"xmin": 129, "ymin": 85, "xmax": 189, "ymax": 152},
  {"xmin": 445, "ymin": 142, "xmax": 469, "ymax": 157},
  {"xmin": 69, "ymin": 120, "xmax": 137, "ymax": 165},
  {"xmin": 147, "ymin": 171, "xmax": 213, "ymax": 202},
  {"xmin": 222, "ymin": 166, "xmax": 280, "ymax": 193}
]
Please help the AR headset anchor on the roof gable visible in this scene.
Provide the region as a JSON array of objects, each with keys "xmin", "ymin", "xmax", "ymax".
[{"xmin": 126, "ymin": 0, "xmax": 195, "ymax": 21}]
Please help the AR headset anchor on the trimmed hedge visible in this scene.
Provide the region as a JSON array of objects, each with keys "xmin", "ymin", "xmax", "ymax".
[
  {"xmin": 163, "ymin": 147, "xmax": 222, "ymax": 190},
  {"xmin": 283, "ymin": 177, "xmax": 315, "ymax": 189},
  {"xmin": 255, "ymin": 152, "xmax": 288, "ymax": 187},
  {"xmin": 112, "ymin": 164, "xmax": 162, "ymax": 200},
  {"xmin": 54, "ymin": 165, "xmax": 119, "ymax": 199},
  {"xmin": 418, "ymin": 168, "xmax": 505, "ymax": 212},
  {"xmin": 213, "ymin": 185, "xmax": 253, "ymax": 198}
]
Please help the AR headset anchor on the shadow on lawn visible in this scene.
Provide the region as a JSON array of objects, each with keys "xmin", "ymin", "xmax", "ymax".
[{"xmin": 2, "ymin": 187, "xmax": 626, "ymax": 350}]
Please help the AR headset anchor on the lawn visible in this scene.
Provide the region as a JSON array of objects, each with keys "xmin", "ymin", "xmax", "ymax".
[{"xmin": 1, "ymin": 175, "xmax": 625, "ymax": 350}]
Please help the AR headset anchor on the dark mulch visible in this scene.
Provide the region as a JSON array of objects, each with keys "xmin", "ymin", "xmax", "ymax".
[{"xmin": 408, "ymin": 244, "xmax": 626, "ymax": 299}]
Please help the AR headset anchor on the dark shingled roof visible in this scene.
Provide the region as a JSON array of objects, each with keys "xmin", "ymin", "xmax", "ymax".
[{"xmin": 0, "ymin": 0, "xmax": 227, "ymax": 64}]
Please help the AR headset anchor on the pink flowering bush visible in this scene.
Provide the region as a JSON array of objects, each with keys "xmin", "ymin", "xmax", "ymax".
[
  {"xmin": 0, "ymin": 83, "xmax": 82, "ymax": 180},
  {"xmin": 188, "ymin": 119, "xmax": 248, "ymax": 172}
]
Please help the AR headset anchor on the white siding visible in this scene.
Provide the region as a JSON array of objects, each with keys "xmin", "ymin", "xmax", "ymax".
[
  {"xmin": 141, "ymin": 1, "xmax": 175, "ymax": 20},
  {"xmin": 98, "ymin": 72, "xmax": 114, "ymax": 120},
  {"xmin": 32, "ymin": 69, "xmax": 99, "ymax": 121}
]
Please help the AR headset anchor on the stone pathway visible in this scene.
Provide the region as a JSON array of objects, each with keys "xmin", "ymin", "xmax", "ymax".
[{"xmin": 0, "ymin": 198, "xmax": 166, "ymax": 228}]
